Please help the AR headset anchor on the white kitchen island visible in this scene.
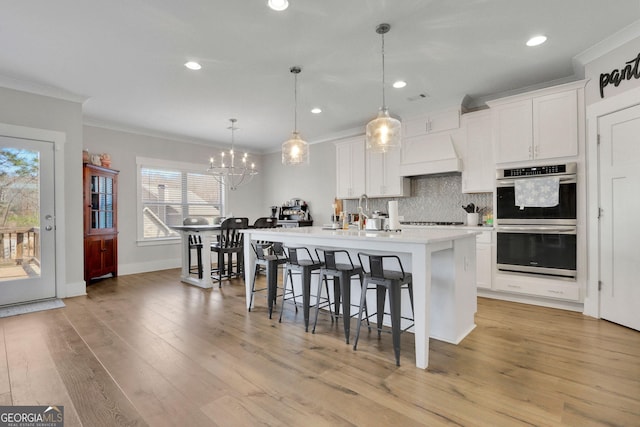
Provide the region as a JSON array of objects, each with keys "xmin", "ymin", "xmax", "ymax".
[{"xmin": 242, "ymin": 226, "xmax": 478, "ymax": 369}]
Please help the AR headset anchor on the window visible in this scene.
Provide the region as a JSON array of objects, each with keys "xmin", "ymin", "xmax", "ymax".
[{"xmin": 137, "ymin": 157, "xmax": 223, "ymax": 242}]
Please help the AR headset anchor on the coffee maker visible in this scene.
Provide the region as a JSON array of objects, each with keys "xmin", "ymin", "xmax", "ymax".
[{"xmin": 270, "ymin": 206, "xmax": 278, "ymax": 218}]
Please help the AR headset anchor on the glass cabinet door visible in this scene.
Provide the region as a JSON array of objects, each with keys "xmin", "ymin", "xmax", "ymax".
[{"xmin": 90, "ymin": 174, "xmax": 114, "ymax": 230}]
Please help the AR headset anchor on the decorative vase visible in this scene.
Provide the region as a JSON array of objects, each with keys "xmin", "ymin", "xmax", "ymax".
[{"xmin": 100, "ymin": 153, "xmax": 111, "ymax": 168}]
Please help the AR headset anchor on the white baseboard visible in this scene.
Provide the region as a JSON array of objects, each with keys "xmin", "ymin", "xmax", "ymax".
[
  {"xmin": 477, "ymin": 289, "xmax": 584, "ymax": 312},
  {"xmin": 59, "ymin": 280, "xmax": 87, "ymax": 298},
  {"xmin": 118, "ymin": 258, "xmax": 181, "ymax": 276}
]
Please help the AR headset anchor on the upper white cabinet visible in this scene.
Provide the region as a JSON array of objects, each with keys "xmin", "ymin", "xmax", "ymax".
[
  {"xmin": 533, "ymin": 90, "xmax": 578, "ymax": 160},
  {"xmin": 403, "ymin": 109, "xmax": 460, "ymax": 138},
  {"xmin": 366, "ymin": 147, "xmax": 409, "ymax": 197},
  {"xmin": 335, "ymin": 136, "xmax": 366, "ymax": 199},
  {"xmin": 488, "ymin": 81, "xmax": 585, "ymax": 164},
  {"xmin": 461, "ymin": 110, "xmax": 494, "ymax": 193},
  {"xmin": 490, "ymin": 99, "xmax": 533, "ymax": 164}
]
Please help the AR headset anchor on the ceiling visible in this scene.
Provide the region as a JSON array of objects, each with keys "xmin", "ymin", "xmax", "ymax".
[{"xmin": 1, "ymin": 1, "xmax": 639, "ymax": 153}]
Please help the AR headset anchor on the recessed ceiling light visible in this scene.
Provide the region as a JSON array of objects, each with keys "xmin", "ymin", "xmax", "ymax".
[
  {"xmin": 267, "ymin": 0, "xmax": 288, "ymax": 11},
  {"xmin": 184, "ymin": 61, "xmax": 202, "ymax": 70},
  {"xmin": 393, "ymin": 80, "xmax": 407, "ymax": 89},
  {"xmin": 311, "ymin": 107, "xmax": 322, "ymax": 114},
  {"xmin": 526, "ymin": 35, "xmax": 547, "ymax": 47}
]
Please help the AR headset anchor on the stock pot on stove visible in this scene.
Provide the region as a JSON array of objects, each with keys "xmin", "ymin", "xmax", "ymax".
[{"xmin": 365, "ymin": 217, "xmax": 387, "ymax": 230}]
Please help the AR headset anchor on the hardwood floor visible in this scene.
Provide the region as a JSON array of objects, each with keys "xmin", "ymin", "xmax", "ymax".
[{"xmin": 0, "ymin": 269, "xmax": 638, "ymax": 426}]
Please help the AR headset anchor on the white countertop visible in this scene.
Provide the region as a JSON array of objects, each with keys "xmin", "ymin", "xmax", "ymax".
[{"xmin": 243, "ymin": 225, "xmax": 478, "ymax": 245}]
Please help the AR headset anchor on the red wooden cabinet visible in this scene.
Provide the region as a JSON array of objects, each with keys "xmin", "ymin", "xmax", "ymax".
[{"xmin": 83, "ymin": 163, "xmax": 118, "ymax": 282}]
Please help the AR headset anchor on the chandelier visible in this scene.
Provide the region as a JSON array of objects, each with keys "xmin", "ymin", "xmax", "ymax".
[
  {"xmin": 282, "ymin": 66, "xmax": 310, "ymax": 165},
  {"xmin": 366, "ymin": 23, "xmax": 402, "ymax": 153},
  {"xmin": 207, "ymin": 118, "xmax": 258, "ymax": 190}
]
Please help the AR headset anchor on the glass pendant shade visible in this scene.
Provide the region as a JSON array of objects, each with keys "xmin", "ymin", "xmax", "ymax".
[
  {"xmin": 366, "ymin": 107, "xmax": 402, "ymax": 153},
  {"xmin": 366, "ymin": 23, "xmax": 402, "ymax": 153},
  {"xmin": 282, "ymin": 66, "xmax": 309, "ymax": 165},
  {"xmin": 282, "ymin": 131, "xmax": 309, "ymax": 165}
]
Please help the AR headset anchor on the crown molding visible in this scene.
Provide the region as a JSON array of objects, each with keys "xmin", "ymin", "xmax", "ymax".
[
  {"xmin": 574, "ymin": 20, "xmax": 640, "ymax": 66},
  {"xmin": 83, "ymin": 117, "xmax": 259, "ymax": 155},
  {"xmin": 0, "ymin": 74, "xmax": 87, "ymax": 103}
]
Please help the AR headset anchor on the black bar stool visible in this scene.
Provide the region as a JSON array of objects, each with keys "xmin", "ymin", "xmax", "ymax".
[
  {"xmin": 187, "ymin": 234, "xmax": 203, "ymax": 278},
  {"xmin": 249, "ymin": 241, "xmax": 288, "ymax": 318},
  {"xmin": 353, "ymin": 253, "xmax": 415, "ymax": 366},
  {"xmin": 313, "ymin": 248, "xmax": 368, "ymax": 344},
  {"xmin": 279, "ymin": 246, "xmax": 326, "ymax": 332},
  {"xmin": 183, "ymin": 217, "xmax": 208, "ymax": 279},
  {"xmin": 210, "ymin": 217, "xmax": 249, "ymax": 286}
]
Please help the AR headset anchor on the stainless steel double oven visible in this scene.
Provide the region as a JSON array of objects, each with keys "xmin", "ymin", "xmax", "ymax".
[{"xmin": 495, "ymin": 163, "xmax": 577, "ymax": 279}]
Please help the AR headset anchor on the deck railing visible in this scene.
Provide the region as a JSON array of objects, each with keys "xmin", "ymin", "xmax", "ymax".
[{"xmin": 0, "ymin": 227, "xmax": 40, "ymax": 266}]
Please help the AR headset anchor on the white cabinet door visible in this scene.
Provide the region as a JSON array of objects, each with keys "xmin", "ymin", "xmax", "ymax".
[
  {"xmin": 476, "ymin": 231, "xmax": 493, "ymax": 290},
  {"xmin": 462, "ymin": 111, "xmax": 494, "ymax": 193},
  {"xmin": 533, "ymin": 90, "xmax": 578, "ymax": 160},
  {"xmin": 366, "ymin": 150, "xmax": 385, "ymax": 197},
  {"xmin": 492, "ymin": 86, "xmax": 580, "ymax": 164},
  {"xmin": 403, "ymin": 109, "xmax": 460, "ymax": 138},
  {"xmin": 426, "ymin": 109, "xmax": 460, "ymax": 133},
  {"xmin": 336, "ymin": 137, "xmax": 365, "ymax": 199},
  {"xmin": 367, "ymin": 147, "xmax": 409, "ymax": 197},
  {"xmin": 492, "ymin": 99, "xmax": 533, "ymax": 164},
  {"xmin": 476, "ymin": 243, "xmax": 492, "ymax": 289},
  {"xmin": 351, "ymin": 140, "xmax": 366, "ymax": 196}
]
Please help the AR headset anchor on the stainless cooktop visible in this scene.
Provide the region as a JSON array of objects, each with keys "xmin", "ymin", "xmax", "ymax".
[{"xmin": 400, "ymin": 221, "xmax": 465, "ymax": 226}]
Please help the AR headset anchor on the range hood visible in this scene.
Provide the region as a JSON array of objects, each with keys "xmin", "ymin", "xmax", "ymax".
[{"xmin": 398, "ymin": 132, "xmax": 462, "ymax": 176}]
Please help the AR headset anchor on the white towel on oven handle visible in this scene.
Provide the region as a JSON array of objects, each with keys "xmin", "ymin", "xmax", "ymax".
[{"xmin": 514, "ymin": 176, "xmax": 560, "ymax": 209}]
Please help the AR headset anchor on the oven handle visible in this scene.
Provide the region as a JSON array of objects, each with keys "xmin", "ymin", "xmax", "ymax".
[
  {"xmin": 496, "ymin": 175, "xmax": 577, "ymax": 187},
  {"xmin": 497, "ymin": 225, "xmax": 577, "ymax": 234}
]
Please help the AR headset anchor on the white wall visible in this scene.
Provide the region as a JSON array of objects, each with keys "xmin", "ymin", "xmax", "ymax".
[
  {"xmin": 0, "ymin": 86, "xmax": 84, "ymax": 297},
  {"xmin": 83, "ymin": 125, "xmax": 263, "ymax": 275},
  {"xmin": 260, "ymin": 142, "xmax": 337, "ymax": 226}
]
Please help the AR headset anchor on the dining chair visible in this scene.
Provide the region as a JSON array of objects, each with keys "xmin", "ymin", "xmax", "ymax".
[{"xmin": 253, "ymin": 217, "xmax": 278, "ymax": 228}]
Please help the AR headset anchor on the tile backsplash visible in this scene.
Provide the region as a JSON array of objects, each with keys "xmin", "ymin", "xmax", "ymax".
[{"xmin": 343, "ymin": 173, "xmax": 493, "ymax": 223}]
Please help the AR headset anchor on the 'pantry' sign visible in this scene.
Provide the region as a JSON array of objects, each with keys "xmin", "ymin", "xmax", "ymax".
[{"xmin": 599, "ymin": 52, "xmax": 640, "ymax": 98}]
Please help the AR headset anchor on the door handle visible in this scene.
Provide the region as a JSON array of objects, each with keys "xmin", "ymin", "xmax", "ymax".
[{"xmin": 45, "ymin": 225, "xmax": 53, "ymax": 231}]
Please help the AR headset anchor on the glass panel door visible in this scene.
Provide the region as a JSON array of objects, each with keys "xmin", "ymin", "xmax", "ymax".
[{"xmin": 0, "ymin": 136, "xmax": 55, "ymax": 305}]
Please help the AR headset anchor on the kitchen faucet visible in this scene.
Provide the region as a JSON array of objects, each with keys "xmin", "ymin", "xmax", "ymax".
[{"xmin": 358, "ymin": 193, "xmax": 369, "ymax": 219}]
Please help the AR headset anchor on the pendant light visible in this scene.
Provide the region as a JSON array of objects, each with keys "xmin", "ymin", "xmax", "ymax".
[
  {"xmin": 282, "ymin": 66, "xmax": 310, "ymax": 165},
  {"xmin": 366, "ymin": 23, "xmax": 402, "ymax": 153}
]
